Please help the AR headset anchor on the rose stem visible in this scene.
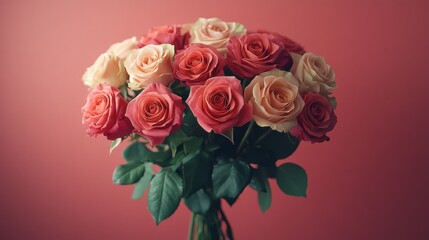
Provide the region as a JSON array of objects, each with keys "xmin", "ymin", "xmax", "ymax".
[
  {"xmin": 219, "ymin": 205, "xmax": 234, "ymax": 240},
  {"xmin": 188, "ymin": 213, "xmax": 196, "ymax": 240},
  {"xmin": 197, "ymin": 215, "xmax": 204, "ymax": 239},
  {"xmin": 254, "ymin": 128, "xmax": 272, "ymax": 144},
  {"xmin": 236, "ymin": 120, "xmax": 255, "ymax": 155}
]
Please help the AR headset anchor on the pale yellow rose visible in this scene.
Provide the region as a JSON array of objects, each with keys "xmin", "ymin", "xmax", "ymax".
[
  {"xmin": 124, "ymin": 44, "xmax": 175, "ymax": 90},
  {"xmin": 189, "ymin": 17, "xmax": 246, "ymax": 54},
  {"xmin": 107, "ymin": 37, "xmax": 138, "ymax": 60},
  {"xmin": 293, "ymin": 53, "xmax": 336, "ymax": 94},
  {"xmin": 244, "ymin": 69, "xmax": 305, "ymax": 132},
  {"xmin": 82, "ymin": 52, "xmax": 127, "ymax": 88}
]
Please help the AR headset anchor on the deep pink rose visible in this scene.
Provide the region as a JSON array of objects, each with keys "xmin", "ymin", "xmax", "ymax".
[
  {"xmin": 226, "ymin": 33, "xmax": 292, "ymax": 79},
  {"xmin": 81, "ymin": 84, "xmax": 133, "ymax": 140},
  {"xmin": 256, "ymin": 30, "xmax": 305, "ymax": 55},
  {"xmin": 186, "ymin": 76, "xmax": 252, "ymax": 134},
  {"xmin": 173, "ymin": 44, "xmax": 226, "ymax": 86},
  {"xmin": 290, "ymin": 92, "xmax": 337, "ymax": 143},
  {"xmin": 138, "ymin": 25, "xmax": 185, "ymax": 51},
  {"xmin": 125, "ymin": 83, "xmax": 185, "ymax": 145},
  {"xmin": 180, "ymin": 23, "xmax": 192, "ymax": 49}
]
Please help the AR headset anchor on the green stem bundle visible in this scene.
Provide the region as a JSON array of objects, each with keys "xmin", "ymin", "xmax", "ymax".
[{"xmin": 187, "ymin": 200, "xmax": 233, "ymax": 240}]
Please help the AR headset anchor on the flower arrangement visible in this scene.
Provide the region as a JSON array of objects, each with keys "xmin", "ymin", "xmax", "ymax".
[{"xmin": 81, "ymin": 17, "xmax": 337, "ymax": 239}]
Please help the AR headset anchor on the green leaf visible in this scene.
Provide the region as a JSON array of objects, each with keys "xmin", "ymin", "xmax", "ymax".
[
  {"xmin": 243, "ymin": 146, "xmax": 272, "ymax": 164},
  {"xmin": 224, "ymin": 196, "xmax": 239, "ymax": 206},
  {"xmin": 132, "ymin": 163, "xmax": 153, "ymax": 200},
  {"xmin": 184, "ymin": 189, "xmax": 211, "ymax": 215},
  {"xmin": 257, "ymin": 168, "xmax": 272, "ymax": 213},
  {"xmin": 167, "ymin": 130, "xmax": 188, "ymax": 157},
  {"xmin": 276, "ymin": 163, "xmax": 308, "ymax": 197},
  {"xmin": 120, "ymin": 85, "xmax": 128, "ymax": 100},
  {"xmin": 123, "ymin": 141, "xmax": 172, "ymax": 166},
  {"xmin": 212, "ymin": 160, "xmax": 251, "ymax": 199},
  {"xmin": 211, "ymin": 133, "xmax": 235, "ymax": 158},
  {"xmin": 170, "ymin": 81, "xmax": 190, "ymax": 99},
  {"xmin": 182, "ymin": 108, "xmax": 205, "ymax": 136},
  {"xmin": 122, "ymin": 141, "xmax": 147, "ymax": 162},
  {"xmin": 110, "ymin": 138, "xmax": 122, "ymax": 155},
  {"xmin": 206, "ymin": 143, "xmax": 221, "ymax": 152},
  {"xmin": 327, "ymin": 95, "xmax": 337, "ymax": 109},
  {"xmin": 220, "ymin": 128, "xmax": 234, "ymax": 144},
  {"xmin": 258, "ymin": 131, "xmax": 300, "ymax": 162},
  {"xmin": 248, "ymin": 126, "xmax": 300, "ymax": 165},
  {"xmin": 182, "ymin": 151, "xmax": 213, "ymax": 197},
  {"xmin": 170, "ymin": 151, "xmax": 186, "ymax": 171},
  {"xmin": 249, "ymin": 168, "xmax": 267, "ymax": 193},
  {"xmin": 112, "ymin": 161, "xmax": 146, "ymax": 185},
  {"xmin": 150, "ymin": 146, "xmax": 173, "ymax": 167},
  {"xmin": 148, "ymin": 168, "xmax": 183, "ymax": 225},
  {"xmin": 264, "ymin": 165, "xmax": 277, "ymax": 179},
  {"xmin": 184, "ymin": 137, "xmax": 204, "ymax": 154}
]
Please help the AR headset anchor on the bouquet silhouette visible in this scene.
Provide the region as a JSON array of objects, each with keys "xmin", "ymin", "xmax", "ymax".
[{"xmin": 81, "ymin": 17, "xmax": 337, "ymax": 239}]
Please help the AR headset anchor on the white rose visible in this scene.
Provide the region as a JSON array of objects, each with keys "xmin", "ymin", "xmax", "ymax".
[
  {"xmin": 293, "ymin": 53, "xmax": 336, "ymax": 94},
  {"xmin": 107, "ymin": 37, "xmax": 138, "ymax": 60},
  {"xmin": 189, "ymin": 17, "xmax": 246, "ymax": 54},
  {"xmin": 124, "ymin": 44, "xmax": 175, "ymax": 90},
  {"xmin": 82, "ymin": 52, "xmax": 127, "ymax": 88}
]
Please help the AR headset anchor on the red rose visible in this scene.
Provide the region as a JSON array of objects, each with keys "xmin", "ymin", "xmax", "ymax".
[
  {"xmin": 81, "ymin": 84, "xmax": 133, "ymax": 140},
  {"xmin": 226, "ymin": 33, "xmax": 292, "ymax": 79},
  {"xmin": 173, "ymin": 44, "xmax": 226, "ymax": 86},
  {"xmin": 186, "ymin": 76, "xmax": 252, "ymax": 134},
  {"xmin": 257, "ymin": 30, "xmax": 305, "ymax": 55},
  {"xmin": 290, "ymin": 92, "xmax": 337, "ymax": 143},
  {"xmin": 138, "ymin": 25, "xmax": 186, "ymax": 51}
]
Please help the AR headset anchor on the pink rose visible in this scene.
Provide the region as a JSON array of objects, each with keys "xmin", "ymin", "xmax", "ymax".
[
  {"xmin": 173, "ymin": 44, "xmax": 226, "ymax": 86},
  {"xmin": 81, "ymin": 84, "xmax": 133, "ymax": 140},
  {"xmin": 180, "ymin": 23, "xmax": 192, "ymax": 49},
  {"xmin": 227, "ymin": 33, "xmax": 292, "ymax": 79},
  {"xmin": 138, "ymin": 25, "xmax": 186, "ymax": 51},
  {"xmin": 125, "ymin": 84, "xmax": 185, "ymax": 145},
  {"xmin": 244, "ymin": 69, "xmax": 305, "ymax": 132},
  {"xmin": 256, "ymin": 30, "xmax": 305, "ymax": 55},
  {"xmin": 290, "ymin": 92, "xmax": 337, "ymax": 143},
  {"xmin": 124, "ymin": 44, "xmax": 175, "ymax": 90},
  {"xmin": 186, "ymin": 76, "xmax": 252, "ymax": 134}
]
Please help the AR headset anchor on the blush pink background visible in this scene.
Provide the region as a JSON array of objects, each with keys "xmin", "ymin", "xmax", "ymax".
[{"xmin": 1, "ymin": 0, "xmax": 428, "ymax": 239}]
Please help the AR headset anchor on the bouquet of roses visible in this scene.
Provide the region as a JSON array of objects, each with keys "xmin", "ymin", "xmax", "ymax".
[{"xmin": 81, "ymin": 17, "xmax": 337, "ymax": 240}]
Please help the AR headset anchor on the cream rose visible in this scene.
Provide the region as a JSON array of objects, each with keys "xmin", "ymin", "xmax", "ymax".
[
  {"xmin": 124, "ymin": 44, "xmax": 175, "ymax": 90},
  {"xmin": 244, "ymin": 69, "xmax": 305, "ymax": 132},
  {"xmin": 189, "ymin": 17, "xmax": 246, "ymax": 54},
  {"xmin": 107, "ymin": 37, "xmax": 138, "ymax": 60},
  {"xmin": 293, "ymin": 53, "xmax": 336, "ymax": 94},
  {"xmin": 82, "ymin": 52, "xmax": 127, "ymax": 88}
]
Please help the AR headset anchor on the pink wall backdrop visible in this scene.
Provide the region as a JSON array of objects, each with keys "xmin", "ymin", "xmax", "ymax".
[{"xmin": 1, "ymin": 0, "xmax": 428, "ymax": 239}]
